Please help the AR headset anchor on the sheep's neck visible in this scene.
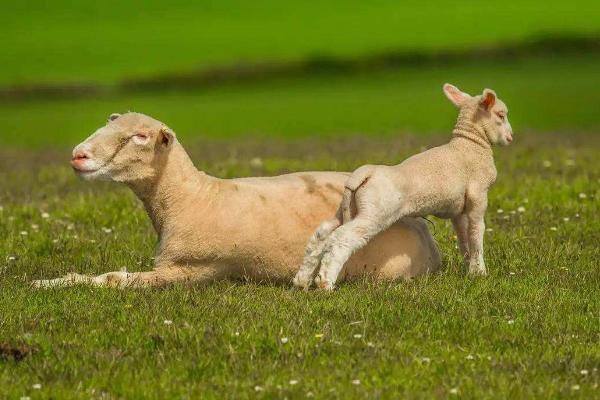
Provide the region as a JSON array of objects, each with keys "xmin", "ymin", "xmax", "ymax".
[
  {"xmin": 129, "ymin": 142, "xmax": 210, "ymax": 236},
  {"xmin": 450, "ymin": 108, "xmax": 492, "ymax": 154}
]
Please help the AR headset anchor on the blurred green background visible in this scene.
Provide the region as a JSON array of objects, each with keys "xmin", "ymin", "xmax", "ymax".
[{"xmin": 1, "ymin": 0, "xmax": 600, "ymax": 147}]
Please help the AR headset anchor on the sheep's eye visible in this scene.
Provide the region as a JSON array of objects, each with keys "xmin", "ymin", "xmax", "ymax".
[
  {"xmin": 135, "ymin": 133, "xmax": 148, "ymax": 139},
  {"xmin": 497, "ymin": 113, "xmax": 506, "ymax": 120}
]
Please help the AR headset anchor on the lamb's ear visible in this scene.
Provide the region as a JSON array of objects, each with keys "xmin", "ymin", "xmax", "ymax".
[
  {"xmin": 159, "ymin": 127, "xmax": 175, "ymax": 147},
  {"xmin": 108, "ymin": 113, "xmax": 121, "ymax": 122},
  {"xmin": 443, "ymin": 83, "xmax": 470, "ymax": 107},
  {"xmin": 480, "ymin": 89, "xmax": 497, "ymax": 110}
]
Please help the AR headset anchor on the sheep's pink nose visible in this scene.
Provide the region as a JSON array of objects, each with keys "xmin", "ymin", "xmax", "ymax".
[{"xmin": 71, "ymin": 150, "xmax": 90, "ymax": 167}]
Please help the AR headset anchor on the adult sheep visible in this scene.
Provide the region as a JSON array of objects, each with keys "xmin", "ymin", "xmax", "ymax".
[{"xmin": 33, "ymin": 112, "xmax": 440, "ymax": 288}]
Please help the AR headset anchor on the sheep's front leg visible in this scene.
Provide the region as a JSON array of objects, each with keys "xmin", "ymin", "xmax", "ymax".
[
  {"xmin": 32, "ymin": 265, "xmax": 225, "ymax": 289},
  {"xmin": 451, "ymin": 214, "xmax": 470, "ymax": 262},
  {"xmin": 466, "ymin": 211, "xmax": 487, "ymax": 276},
  {"xmin": 293, "ymin": 217, "xmax": 341, "ymax": 290}
]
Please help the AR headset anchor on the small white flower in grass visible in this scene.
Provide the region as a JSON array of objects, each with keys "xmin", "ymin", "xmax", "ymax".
[
  {"xmin": 367, "ymin": 342, "xmax": 375, "ymax": 348},
  {"xmin": 510, "ymin": 210, "xmax": 516, "ymax": 215},
  {"xmin": 32, "ymin": 383, "xmax": 42, "ymax": 389},
  {"xmin": 580, "ymin": 369, "xmax": 588, "ymax": 375},
  {"xmin": 571, "ymin": 384, "xmax": 580, "ymax": 391},
  {"xmin": 20, "ymin": 231, "xmax": 28, "ymax": 236},
  {"xmin": 280, "ymin": 337, "xmax": 288, "ymax": 344},
  {"xmin": 306, "ymin": 391, "xmax": 314, "ymax": 397},
  {"xmin": 314, "ymin": 333, "xmax": 324, "ymax": 339},
  {"xmin": 52, "ymin": 239, "xmax": 59, "ymax": 243},
  {"xmin": 575, "ymin": 213, "xmax": 580, "ymax": 218},
  {"xmin": 563, "ymin": 217, "xmax": 570, "ymax": 222},
  {"xmin": 449, "ymin": 388, "xmax": 458, "ymax": 394},
  {"xmin": 542, "ymin": 160, "xmax": 552, "ymax": 168},
  {"xmin": 517, "ymin": 206, "xmax": 526, "ymax": 213},
  {"xmin": 67, "ymin": 224, "xmax": 73, "ymax": 230},
  {"xmin": 353, "ymin": 334, "xmax": 362, "ymax": 339},
  {"xmin": 41, "ymin": 212, "xmax": 49, "ymax": 219},
  {"xmin": 8, "ymin": 256, "xmax": 16, "ymax": 261},
  {"xmin": 507, "ymin": 319, "xmax": 515, "ymax": 325},
  {"xmin": 31, "ymin": 224, "xmax": 39, "ymax": 230},
  {"xmin": 163, "ymin": 320, "xmax": 173, "ymax": 325},
  {"xmin": 235, "ymin": 331, "xmax": 240, "ymax": 336},
  {"xmin": 565, "ymin": 159, "xmax": 576, "ymax": 166},
  {"xmin": 550, "ymin": 227, "xmax": 558, "ymax": 231},
  {"xmin": 20, "ymin": 397, "xmax": 31, "ymax": 400},
  {"xmin": 351, "ymin": 379, "xmax": 361, "ymax": 385},
  {"xmin": 421, "ymin": 357, "xmax": 431, "ymax": 363},
  {"xmin": 254, "ymin": 385, "xmax": 264, "ymax": 392},
  {"xmin": 496, "ymin": 208, "xmax": 504, "ymax": 214},
  {"xmin": 502, "ymin": 215, "xmax": 510, "ymax": 220},
  {"xmin": 486, "ymin": 228, "xmax": 493, "ymax": 232},
  {"xmin": 578, "ymin": 193, "xmax": 587, "ymax": 199},
  {"xmin": 102, "ymin": 227, "xmax": 112, "ymax": 233},
  {"xmin": 466, "ymin": 354, "xmax": 475, "ymax": 360},
  {"xmin": 509, "ymin": 272, "xmax": 516, "ymax": 276},
  {"xmin": 289, "ymin": 380, "xmax": 298, "ymax": 385},
  {"xmin": 249, "ymin": 157, "xmax": 263, "ymax": 169}
]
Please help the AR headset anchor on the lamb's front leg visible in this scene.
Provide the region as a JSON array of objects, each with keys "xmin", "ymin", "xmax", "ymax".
[
  {"xmin": 466, "ymin": 211, "xmax": 487, "ymax": 276},
  {"xmin": 451, "ymin": 214, "xmax": 470, "ymax": 262}
]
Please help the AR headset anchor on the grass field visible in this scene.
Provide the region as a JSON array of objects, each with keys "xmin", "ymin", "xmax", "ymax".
[
  {"xmin": 3, "ymin": 53, "xmax": 600, "ymax": 148},
  {"xmin": 2, "ymin": 1, "xmax": 600, "ymax": 398},
  {"xmin": 2, "ymin": 0, "xmax": 600, "ymax": 85},
  {"xmin": 0, "ymin": 133, "xmax": 598, "ymax": 398}
]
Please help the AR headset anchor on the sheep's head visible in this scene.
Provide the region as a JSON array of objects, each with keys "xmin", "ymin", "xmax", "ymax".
[
  {"xmin": 70, "ymin": 112, "xmax": 175, "ymax": 183},
  {"xmin": 443, "ymin": 83, "xmax": 513, "ymax": 146}
]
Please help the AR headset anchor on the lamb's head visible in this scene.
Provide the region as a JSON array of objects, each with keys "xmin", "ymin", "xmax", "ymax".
[
  {"xmin": 70, "ymin": 112, "xmax": 176, "ymax": 183},
  {"xmin": 443, "ymin": 83, "xmax": 513, "ymax": 146}
]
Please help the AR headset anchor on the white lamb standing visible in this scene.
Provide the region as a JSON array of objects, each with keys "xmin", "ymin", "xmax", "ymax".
[
  {"xmin": 294, "ymin": 83, "xmax": 513, "ymax": 290},
  {"xmin": 33, "ymin": 112, "xmax": 441, "ymax": 288}
]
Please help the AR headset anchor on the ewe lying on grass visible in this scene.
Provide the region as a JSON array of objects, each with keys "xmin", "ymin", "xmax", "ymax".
[
  {"xmin": 33, "ymin": 112, "xmax": 440, "ymax": 288},
  {"xmin": 294, "ymin": 84, "xmax": 513, "ymax": 290}
]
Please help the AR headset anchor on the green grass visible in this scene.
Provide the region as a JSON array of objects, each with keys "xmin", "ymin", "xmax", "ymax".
[
  {"xmin": 2, "ymin": 53, "xmax": 600, "ymax": 149},
  {"xmin": 0, "ymin": 133, "xmax": 598, "ymax": 398},
  {"xmin": 2, "ymin": 0, "xmax": 600, "ymax": 85}
]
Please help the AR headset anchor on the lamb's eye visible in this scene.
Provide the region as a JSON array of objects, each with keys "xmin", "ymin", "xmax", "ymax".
[
  {"xmin": 497, "ymin": 113, "xmax": 505, "ymax": 120},
  {"xmin": 135, "ymin": 133, "xmax": 148, "ymax": 139}
]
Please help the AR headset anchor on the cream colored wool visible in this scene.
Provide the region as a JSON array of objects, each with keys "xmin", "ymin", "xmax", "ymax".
[
  {"xmin": 33, "ymin": 112, "xmax": 440, "ymax": 288},
  {"xmin": 294, "ymin": 84, "xmax": 513, "ymax": 290}
]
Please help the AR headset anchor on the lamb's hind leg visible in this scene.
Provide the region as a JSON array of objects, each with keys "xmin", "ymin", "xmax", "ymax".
[
  {"xmin": 293, "ymin": 217, "xmax": 341, "ymax": 290},
  {"xmin": 315, "ymin": 209, "xmax": 400, "ymax": 290}
]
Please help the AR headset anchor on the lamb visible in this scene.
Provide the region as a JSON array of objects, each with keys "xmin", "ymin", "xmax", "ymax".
[
  {"xmin": 293, "ymin": 84, "xmax": 513, "ymax": 290},
  {"xmin": 33, "ymin": 112, "xmax": 441, "ymax": 288}
]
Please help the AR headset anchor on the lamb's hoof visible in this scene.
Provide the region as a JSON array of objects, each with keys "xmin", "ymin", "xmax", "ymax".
[
  {"xmin": 468, "ymin": 266, "xmax": 488, "ymax": 276},
  {"xmin": 314, "ymin": 274, "xmax": 335, "ymax": 291},
  {"xmin": 292, "ymin": 272, "xmax": 312, "ymax": 291}
]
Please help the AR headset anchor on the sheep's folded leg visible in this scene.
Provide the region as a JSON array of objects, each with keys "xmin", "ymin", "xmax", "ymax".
[{"xmin": 32, "ymin": 265, "xmax": 225, "ymax": 289}]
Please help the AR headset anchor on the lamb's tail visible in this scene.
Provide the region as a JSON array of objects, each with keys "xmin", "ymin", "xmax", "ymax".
[{"xmin": 341, "ymin": 165, "xmax": 375, "ymax": 223}]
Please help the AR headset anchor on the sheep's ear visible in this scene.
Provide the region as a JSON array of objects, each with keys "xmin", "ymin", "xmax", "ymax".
[
  {"xmin": 159, "ymin": 127, "xmax": 175, "ymax": 147},
  {"xmin": 443, "ymin": 83, "xmax": 470, "ymax": 107},
  {"xmin": 480, "ymin": 89, "xmax": 497, "ymax": 110},
  {"xmin": 108, "ymin": 113, "xmax": 121, "ymax": 122}
]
